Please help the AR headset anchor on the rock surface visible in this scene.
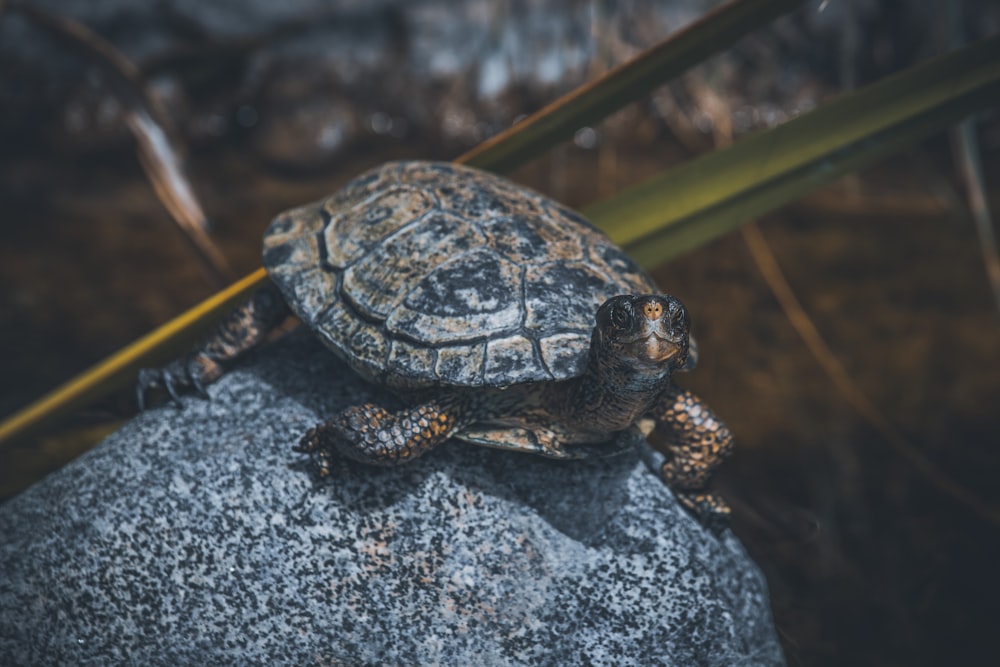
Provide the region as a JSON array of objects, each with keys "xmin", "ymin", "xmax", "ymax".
[{"xmin": 0, "ymin": 331, "xmax": 784, "ymax": 666}]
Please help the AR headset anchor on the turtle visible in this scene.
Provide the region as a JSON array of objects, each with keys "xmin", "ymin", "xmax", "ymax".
[{"xmin": 138, "ymin": 160, "xmax": 733, "ymax": 525}]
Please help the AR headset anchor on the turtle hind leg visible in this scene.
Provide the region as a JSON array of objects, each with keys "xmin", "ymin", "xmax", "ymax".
[
  {"xmin": 136, "ymin": 282, "xmax": 290, "ymax": 409},
  {"xmin": 652, "ymin": 388, "xmax": 734, "ymax": 529},
  {"xmin": 296, "ymin": 396, "xmax": 466, "ymax": 472}
]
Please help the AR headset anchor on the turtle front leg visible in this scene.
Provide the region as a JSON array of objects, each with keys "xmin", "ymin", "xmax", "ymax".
[
  {"xmin": 296, "ymin": 396, "xmax": 465, "ymax": 474},
  {"xmin": 137, "ymin": 283, "xmax": 289, "ymax": 409},
  {"xmin": 651, "ymin": 388, "xmax": 734, "ymax": 528}
]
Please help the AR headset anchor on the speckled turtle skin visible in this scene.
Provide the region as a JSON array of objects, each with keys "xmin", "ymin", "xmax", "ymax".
[
  {"xmin": 140, "ymin": 161, "xmax": 733, "ymax": 526},
  {"xmin": 262, "ymin": 160, "xmax": 657, "ymax": 389}
]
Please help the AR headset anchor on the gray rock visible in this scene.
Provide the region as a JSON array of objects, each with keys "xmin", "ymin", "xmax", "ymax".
[{"xmin": 0, "ymin": 331, "xmax": 784, "ymax": 666}]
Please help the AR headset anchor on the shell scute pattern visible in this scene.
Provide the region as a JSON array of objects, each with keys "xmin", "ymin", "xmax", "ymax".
[
  {"xmin": 523, "ymin": 262, "xmax": 616, "ymax": 332},
  {"xmin": 538, "ymin": 331, "xmax": 588, "ymax": 378},
  {"xmin": 587, "ymin": 240, "xmax": 650, "ymax": 291},
  {"xmin": 386, "ymin": 339, "xmax": 438, "ymax": 386},
  {"xmin": 389, "ymin": 248, "xmax": 522, "ymax": 342},
  {"xmin": 434, "ymin": 342, "xmax": 486, "ymax": 385},
  {"xmin": 436, "ymin": 183, "xmax": 512, "ymax": 220},
  {"xmin": 261, "ymin": 160, "xmax": 657, "ymax": 389},
  {"xmin": 316, "ymin": 299, "xmax": 361, "ymax": 349},
  {"xmin": 347, "ymin": 326, "xmax": 389, "ymax": 376},
  {"xmin": 322, "ymin": 187, "xmax": 437, "ymax": 270},
  {"xmin": 324, "ymin": 161, "xmax": 405, "ymax": 208},
  {"xmin": 484, "ymin": 335, "xmax": 539, "ymax": 386},
  {"xmin": 342, "ymin": 212, "xmax": 485, "ymax": 321},
  {"xmin": 264, "ymin": 207, "xmax": 340, "ymax": 319},
  {"xmin": 479, "ymin": 213, "xmax": 585, "ymax": 265}
]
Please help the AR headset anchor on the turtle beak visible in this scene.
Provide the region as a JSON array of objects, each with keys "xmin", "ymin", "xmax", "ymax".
[
  {"xmin": 636, "ymin": 335, "xmax": 682, "ymax": 364},
  {"xmin": 628, "ymin": 297, "xmax": 688, "ymax": 366}
]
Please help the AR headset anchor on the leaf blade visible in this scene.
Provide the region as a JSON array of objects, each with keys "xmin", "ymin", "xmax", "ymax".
[
  {"xmin": 583, "ymin": 35, "xmax": 1000, "ymax": 266},
  {"xmin": 462, "ymin": 0, "xmax": 806, "ymax": 172}
]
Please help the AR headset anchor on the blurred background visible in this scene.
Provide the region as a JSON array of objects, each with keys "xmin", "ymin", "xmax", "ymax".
[{"xmin": 1, "ymin": 1, "xmax": 998, "ymax": 664}]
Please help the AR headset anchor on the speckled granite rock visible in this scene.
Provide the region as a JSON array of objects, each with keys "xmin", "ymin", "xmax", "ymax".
[{"xmin": 0, "ymin": 331, "xmax": 784, "ymax": 666}]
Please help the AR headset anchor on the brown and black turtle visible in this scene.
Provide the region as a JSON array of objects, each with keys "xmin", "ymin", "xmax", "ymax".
[{"xmin": 139, "ymin": 161, "xmax": 733, "ymax": 524}]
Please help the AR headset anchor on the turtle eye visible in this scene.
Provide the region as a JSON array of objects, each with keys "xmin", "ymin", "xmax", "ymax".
[
  {"xmin": 609, "ymin": 304, "xmax": 631, "ymax": 329},
  {"xmin": 667, "ymin": 302, "xmax": 689, "ymax": 335},
  {"xmin": 597, "ymin": 295, "xmax": 635, "ymax": 331}
]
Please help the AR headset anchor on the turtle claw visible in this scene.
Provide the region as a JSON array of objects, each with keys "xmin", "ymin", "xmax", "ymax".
[
  {"xmin": 136, "ymin": 367, "xmax": 183, "ymax": 410},
  {"xmin": 188, "ymin": 362, "xmax": 212, "ymax": 400},
  {"xmin": 135, "ymin": 368, "xmax": 156, "ymax": 411},
  {"xmin": 135, "ymin": 357, "xmax": 213, "ymax": 410},
  {"xmin": 294, "ymin": 427, "xmax": 319, "ymax": 454},
  {"xmin": 161, "ymin": 369, "xmax": 184, "ymax": 408},
  {"xmin": 294, "ymin": 426, "xmax": 335, "ymax": 477}
]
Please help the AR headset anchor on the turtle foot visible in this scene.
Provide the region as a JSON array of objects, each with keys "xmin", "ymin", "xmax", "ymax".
[
  {"xmin": 136, "ymin": 286, "xmax": 290, "ymax": 412},
  {"xmin": 295, "ymin": 400, "xmax": 462, "ymax": 470},
  {"xmin": 676, "ymin": 491, "xmax": 731, "ymax": 534},
  {"xmin": 294, "ymin": 424, "xmax": 340, "ymax": 477},
  {"xmin": 136, "ymin": 355, "xmax": 216, "ymax": 411}
]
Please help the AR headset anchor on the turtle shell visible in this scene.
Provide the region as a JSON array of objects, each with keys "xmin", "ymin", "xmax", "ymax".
[{"xmin": 262, "ymin": 161, "xmax": 656, "ymax": 389}]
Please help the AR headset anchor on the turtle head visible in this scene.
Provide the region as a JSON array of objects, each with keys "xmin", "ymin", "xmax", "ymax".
[{"xmin": 592, "ymin": 294, "xmax": 691, "ymax": 376}]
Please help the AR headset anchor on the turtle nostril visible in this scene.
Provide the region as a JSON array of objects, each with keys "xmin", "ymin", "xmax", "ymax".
[{"xmin": 642, "ymin": 300, "xmax": 663, "ymax": 321}]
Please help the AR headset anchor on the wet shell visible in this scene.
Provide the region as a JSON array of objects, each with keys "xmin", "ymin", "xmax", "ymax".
[{"xmin": 262, "ymin": 161, "xmax": 656, "ymax": 389}]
